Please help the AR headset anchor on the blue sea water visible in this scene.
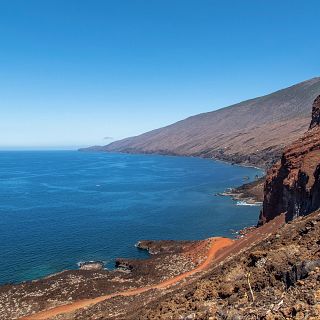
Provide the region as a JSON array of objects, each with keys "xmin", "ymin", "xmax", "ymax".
[{"xmin": 0, "ymin": 151, "xmax": 262, "ymax": 285}]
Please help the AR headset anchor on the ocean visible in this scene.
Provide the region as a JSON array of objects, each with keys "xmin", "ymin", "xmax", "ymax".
[{"xmin": 0, "ymin": 151, "xmax": 262, "ymax": 285}]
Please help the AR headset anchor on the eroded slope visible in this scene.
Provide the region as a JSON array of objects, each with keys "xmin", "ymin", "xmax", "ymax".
[{"xmin": 83, "ymin": 78, "xmax": 320, "ymax": 168}]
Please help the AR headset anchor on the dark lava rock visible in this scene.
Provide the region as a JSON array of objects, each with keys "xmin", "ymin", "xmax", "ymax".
[{"xmin": 282, "ymin": 259, "xmax": 320, "ymax": 288}]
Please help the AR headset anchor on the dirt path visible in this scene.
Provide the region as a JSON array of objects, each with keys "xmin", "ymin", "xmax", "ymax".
[
  {"xmin": 20, "ymin": 237, "xmax": 233, "ymax": 320},
  {"xmin": 213, "ymin": 214, "xmax": 285, "ymax": 264},
  {"xmin": 20, "ymin": 214, "xmax": 285, "ymax": 320}
]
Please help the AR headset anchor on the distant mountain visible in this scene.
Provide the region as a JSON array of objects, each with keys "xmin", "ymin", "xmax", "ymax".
[{"xmin": 81, "ymin": 77, "xmax": 320, "ymax": 168}]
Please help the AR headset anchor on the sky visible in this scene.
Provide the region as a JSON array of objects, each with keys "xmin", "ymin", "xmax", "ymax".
[{"xmin": 0, "ymin": 0, "xmax": 319, "ymax": 149}]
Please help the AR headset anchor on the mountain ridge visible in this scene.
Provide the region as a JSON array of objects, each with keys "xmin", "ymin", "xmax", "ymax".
[{"xmin": 81, "ymin": 77, "xmax": 320, "ymax": 168}]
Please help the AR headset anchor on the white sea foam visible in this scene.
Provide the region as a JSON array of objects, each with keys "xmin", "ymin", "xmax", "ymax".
[{"xmin": 236, "ymin": 201, "xmax": 262, "ymax": 206}]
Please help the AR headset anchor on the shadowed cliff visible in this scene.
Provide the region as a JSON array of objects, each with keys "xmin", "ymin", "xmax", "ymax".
[{"xmin": 259, "ymin": 95, "xmax": 320, "ymax": 225}]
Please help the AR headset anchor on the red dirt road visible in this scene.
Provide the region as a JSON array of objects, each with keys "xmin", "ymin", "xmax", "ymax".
[
  {"xmin": 20, "ymin": 214, "xmax": 285, "ymax": 320},
  {"xmin": 20, "ymin": 237, "xmax": 233, "ymax": 320}
]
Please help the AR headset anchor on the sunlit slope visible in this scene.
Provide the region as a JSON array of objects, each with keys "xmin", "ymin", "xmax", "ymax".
[{"xmin": 83, "ymin": 77, "xmax": 320, "ymax": 168}]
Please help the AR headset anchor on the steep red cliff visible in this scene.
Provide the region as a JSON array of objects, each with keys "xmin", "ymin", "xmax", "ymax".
[{"xmin": 258, "ymin": 96, "xmax": 320, "ymax": 225}]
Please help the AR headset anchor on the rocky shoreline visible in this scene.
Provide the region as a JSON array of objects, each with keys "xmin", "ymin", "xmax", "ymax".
[
  {"xmin": 0, "ymin": 238, "xmax": 213, "ymax": 319},
  {"xmin": 218, "ymin": 176, "xmax": 265, "ymax": 206}
]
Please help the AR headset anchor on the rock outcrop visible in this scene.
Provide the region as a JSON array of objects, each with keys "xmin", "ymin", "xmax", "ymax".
[{"xmin": 259, "ymin": 96, "xmax": 320, "ymax": 225}]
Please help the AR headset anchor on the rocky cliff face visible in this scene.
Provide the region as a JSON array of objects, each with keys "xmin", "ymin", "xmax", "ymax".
[{"xmin": 259, "ymin": 96, "xmax": 320, "ymax": 225}]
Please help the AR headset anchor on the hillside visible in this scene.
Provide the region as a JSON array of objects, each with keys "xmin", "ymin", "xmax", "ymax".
[{"xmin": 81, "ymin": 77, "xmax": 320, "ymax": 168}]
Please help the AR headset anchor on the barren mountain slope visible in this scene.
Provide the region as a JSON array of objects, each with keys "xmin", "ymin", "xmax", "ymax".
[{"xmin": 82, "ymin": 77, "xmax": 320, "ymax": 168}]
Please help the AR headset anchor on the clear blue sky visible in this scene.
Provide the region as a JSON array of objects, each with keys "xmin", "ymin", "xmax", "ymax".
[{"xmin": 1, "ymin": 0, "xmax": 319, "ymax": 149}]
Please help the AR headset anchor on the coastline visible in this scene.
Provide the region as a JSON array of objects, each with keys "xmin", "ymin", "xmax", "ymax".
[
  {"xmin": 1, "ymin": 151, "xmax": 264, "ymax": 286},
  {"xmin": 11, "ymin": 213, "xmax": 288, "ymax": 320},
  {"xmin": 218, "ymin": 175, "xmax": 266, "ymax": 206},
  {"xmin": 0, "ymin": 152, "xmax": 279, "ymax": 320},
  {"xmin": 79, "ymin": 148, "xmax": 268, "ymax": 171},
  {"xmin": 0, "ymin": 238, "xmax": 223, "ymax": 319},
  {"xmin": 19, "ymin": 237, "xmax": 235, "ymax": 320},
  {"xmin": 80, "ymin": 149, "xmax": 266, "ymax": 204},
  {"xmin": 0, "ymin": 150, "xmax": 265, "ymax": 288},
  {"xmin": 80, "ymin": 149, "xmax": 266, "ymax": 205}
]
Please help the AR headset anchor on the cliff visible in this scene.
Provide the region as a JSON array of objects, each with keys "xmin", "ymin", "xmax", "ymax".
[
  {"xmin": 259, "ymin": 96, "xmax": 320, "ymax": 225},
  {"xmin": 81, "ymin": 77, "xmax": 320, "ymax": 168}
]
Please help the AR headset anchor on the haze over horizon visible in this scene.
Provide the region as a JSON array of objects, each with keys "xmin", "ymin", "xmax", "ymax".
[{"xmin": 1, "ymin": 0, "xmax": 320, "ymax": 149}]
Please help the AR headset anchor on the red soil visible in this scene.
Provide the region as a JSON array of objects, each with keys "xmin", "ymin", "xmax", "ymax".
[
  {"xmin": 20, "ymin": 215, "xmax": 284, "ymax": 320},
  {"xmin": 20, "ymin": 238, "xmax": 232, "ymax": 320}
]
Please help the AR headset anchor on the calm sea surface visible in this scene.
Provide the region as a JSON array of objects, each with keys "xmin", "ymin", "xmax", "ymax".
[{"xmin": 0, "ymin": 151, "xmax": 262, "ymax": 285}]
